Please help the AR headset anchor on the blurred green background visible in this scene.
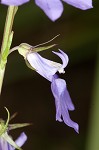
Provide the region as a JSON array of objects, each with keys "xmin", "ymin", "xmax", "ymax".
[{"xmin": 0, "ymin": 1, "xmax": 99, "ymax": 150}]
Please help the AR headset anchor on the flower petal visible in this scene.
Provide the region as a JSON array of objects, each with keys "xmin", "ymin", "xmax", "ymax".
[
  {"xmin": 63, "ymin": 0, "xmax": 93, "ymax": 10},
  {"xmin": 27, "ymin": 52, "xmax": 59, "ymax": 81},
  {"xmin": 51, "ymin": 77, "xmax": 79, "ymax": 133},
  {"xmin": 52, "ymin": 49, "xmax": 69, "ymax": 73},
  {"xmin": 1, "ymin": 0, "xmax": 29, "ymax": 6},
  {"xmin": 27, "ymin": 50, "xmax": 67, "ymax": 81},
  {"xmin": 0, "ymin": 138, "xmax": 9, "ymax": 150},
  {"xmin": 35, "ymin": 0, "xmax": 63, "ymax": 21},
  {"xmin": 52, "ymin": 77, "xmax": 75, "ymax": 110},
  {"xmin": 15, "ymin": 132, "xmax": 27, "ymax": 147}
]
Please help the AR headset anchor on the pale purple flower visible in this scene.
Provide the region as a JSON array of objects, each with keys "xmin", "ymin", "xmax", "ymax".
[
  {"xmin": 14, "ymin": 132, "xmax": 27, "ymax": 149},
  {"xmin": 27, "ymin": 50, "xmax": 68, "ymax": 82},
  {"xmin": 0, "ymin": 132, "xmax": 27, "ymax": 150},
  {"xmin": 51, "ymin": 76, "xmax": 79, "ymax": 133},
  {"xmin": 1, "ymin": 0, "xmax": 29, "ymax": 6},
  {"xmin": 27, "ymin": 50, "xmax": 79, "ymax": 133},
  {"xmin": 1, "ymin": 0, "xmax": 93, "ymax": 21},
  {"xmin": 35, "ymin": 0, "xmax": 93, "ymax": 21}
]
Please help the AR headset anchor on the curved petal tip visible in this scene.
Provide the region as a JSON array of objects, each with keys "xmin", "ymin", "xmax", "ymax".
[
  {"xmin": 63, "ymin": 0, "xmax": 93, "ymax": 10},
  {"xmin": 35, "ymin": 0, "xmax": 63, "ymax": 21}
]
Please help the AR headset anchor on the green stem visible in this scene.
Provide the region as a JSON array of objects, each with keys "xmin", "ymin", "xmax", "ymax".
[
  {"xmin": 0, "ymin": 6, "xmax": 18, "ymax": 94},
  {"xmin": 85, "ymin": 49, "xmax": 99, "ymax": 150}
]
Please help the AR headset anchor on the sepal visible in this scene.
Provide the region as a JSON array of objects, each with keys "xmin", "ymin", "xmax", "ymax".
[
  {"xmin": 18, "ymin": 43, "xmax": 56, "ymax": 58},
  {"xmin": 9, "ymin": 123, "xmax": 31, "ymax": 130}
]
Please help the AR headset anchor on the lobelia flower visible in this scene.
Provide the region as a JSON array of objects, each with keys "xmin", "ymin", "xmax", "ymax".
[
  {"xmin": 0, "ymin": 132, "xmax": 27, "ymax": 150},
  {"xmin": 17, "ymin": 44, "xmax": 79, "ymax": 133},
  {"xmin": 35, "ymin": 0, "xmax": 93, "ymax": 21},
  {"xmin": 1, "ymin": 0, "xmax": 93, "ymax": 21}
]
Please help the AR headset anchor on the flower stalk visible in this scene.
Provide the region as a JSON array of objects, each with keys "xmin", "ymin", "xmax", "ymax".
[{"xmin": 0, "ymin": 6, "xmax": 18, "ymax": 94}]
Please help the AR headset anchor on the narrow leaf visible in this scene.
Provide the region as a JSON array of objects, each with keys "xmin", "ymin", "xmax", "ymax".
[
  {"xmin": 9, "ymin": 123, "xmax": 31, "ymax": 130},
  {"xmin": 2, "ymin": 31, "xmax": 14, "ymax": 61},
  {"xmin": 32, "ymin": 44, "xmax": 56, "ymax": 52}
]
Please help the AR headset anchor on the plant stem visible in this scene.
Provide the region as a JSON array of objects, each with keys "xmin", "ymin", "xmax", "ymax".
[
  {"xmin": 85, "ymin": 49, "xmax": 99, "ymax": 150},
  {"xmin": 0, "ymin": 6, "xmax": 18, "ymax": 94}
]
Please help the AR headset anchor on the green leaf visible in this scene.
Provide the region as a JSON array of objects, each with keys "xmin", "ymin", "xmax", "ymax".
[
  {"xmin": 0, "ymin": 31, "xmax": 14, "ymax": 69},
  {"xmin": 2, "ymin": 31, "xmax": 13, "ymax": 61}
]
